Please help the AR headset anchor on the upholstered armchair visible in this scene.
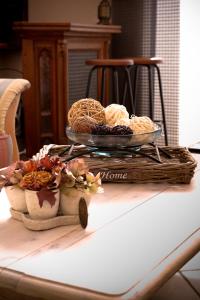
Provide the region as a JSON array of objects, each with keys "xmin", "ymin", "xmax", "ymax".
[{"xmin": 0, "ymin": 79, "xmax": 31, "ymax": 166}]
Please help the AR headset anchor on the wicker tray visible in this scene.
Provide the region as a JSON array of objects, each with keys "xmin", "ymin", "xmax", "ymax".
[{"xmin": 46, "ymin": 145, "xmax": 197, "ymax": 184}]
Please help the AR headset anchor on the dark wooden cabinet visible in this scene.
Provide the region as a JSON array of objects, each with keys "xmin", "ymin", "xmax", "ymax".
[{"xmin": 14, "ymin": 22, "xmax": 121, "ymax": 157}]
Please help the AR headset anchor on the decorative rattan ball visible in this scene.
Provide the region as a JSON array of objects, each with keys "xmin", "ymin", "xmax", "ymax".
[
  {"xmin": 68, "ymin": 98, "xmax": 105, "ymax": 127},
  {"xmin": 71, "ymin": 116, "xmax": 97, "ymax": 133},
  {"xmin": 104, "ymin": 104, "xmax": 129, "ymax": 126}
]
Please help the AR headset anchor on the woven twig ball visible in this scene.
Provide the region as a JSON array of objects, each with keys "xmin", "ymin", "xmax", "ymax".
[
  {"xmin": 71, "ymin": 116, "xmax": 97, "ymax": 133},
  {"xmin": 104, "ymin": 104, "xmax": 129, "ymax": 126},
  {"xmin": 68, "ymin": 98, "xmax": 105, "ymax": 127}
]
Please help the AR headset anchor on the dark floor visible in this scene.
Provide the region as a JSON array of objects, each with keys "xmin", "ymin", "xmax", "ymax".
[{"xmin": 152, "ymin": 251, "xmax": 200, "ymax": 299}]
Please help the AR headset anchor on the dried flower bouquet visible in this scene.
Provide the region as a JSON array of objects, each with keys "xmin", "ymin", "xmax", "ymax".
[{"xmin": 0, "ymin": 154, "xmax": 103, "ymax": 219}]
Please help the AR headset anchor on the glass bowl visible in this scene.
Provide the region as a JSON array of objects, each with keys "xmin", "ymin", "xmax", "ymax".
[{"xmin": 66, "ymin": 124, "xmax": 162, "ymax": 148}]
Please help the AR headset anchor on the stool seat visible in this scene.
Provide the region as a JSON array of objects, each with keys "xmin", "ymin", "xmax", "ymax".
[
  {"xmin": 86, "ymin": 59, "xmax": 134, "ymax": 67},
  {"xmin": 130, "ymin": 57, "xmax": 163, "ymax": 65}
]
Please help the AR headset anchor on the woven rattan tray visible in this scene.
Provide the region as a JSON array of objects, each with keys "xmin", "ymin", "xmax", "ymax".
[{"xmin": 46, "ymin": 145, "xmax": 197, "ymax": 184}]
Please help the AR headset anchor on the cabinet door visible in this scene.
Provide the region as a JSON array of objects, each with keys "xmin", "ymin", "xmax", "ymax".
[{"xmin": 23, "ymin": 39, "xmax": 58, "ymax": 156}]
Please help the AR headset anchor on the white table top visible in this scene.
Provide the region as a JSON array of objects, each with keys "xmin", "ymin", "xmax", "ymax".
[{"xmin": 0, "ymin": 153, "xmax": 200, "ymax": 300}]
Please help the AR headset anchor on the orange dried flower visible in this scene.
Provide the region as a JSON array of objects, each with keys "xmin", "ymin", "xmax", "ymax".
[{"xmin": 20, "ymin": 171, "xmax": 53, "ymax": 191}]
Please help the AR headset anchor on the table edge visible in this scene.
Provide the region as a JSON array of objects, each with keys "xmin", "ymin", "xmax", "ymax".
[{"xmin": 0, "ymin": 229, "xmax": 199, "ymax": 300}]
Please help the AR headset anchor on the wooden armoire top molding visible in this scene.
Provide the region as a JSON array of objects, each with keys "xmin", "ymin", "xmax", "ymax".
[{"xmin": 13, "ymin": 22, "xmax": 122, "ymax": 37}]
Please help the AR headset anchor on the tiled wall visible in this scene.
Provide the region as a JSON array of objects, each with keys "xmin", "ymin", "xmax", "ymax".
[
  {"xmin": 155, "ymin": 0, "xmax": 180, "ymax": 145},
  {"xmin": 112, "ymin": 0, "xmax": 180, "ymax": 146}
]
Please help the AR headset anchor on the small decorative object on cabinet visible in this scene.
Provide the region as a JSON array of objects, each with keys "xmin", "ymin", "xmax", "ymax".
[{"xmin": 98, "ymin": 0, "xmax": 111, "ymax": 25}]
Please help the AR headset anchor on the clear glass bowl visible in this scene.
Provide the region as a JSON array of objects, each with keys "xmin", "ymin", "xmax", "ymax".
[{"xmin": 66, "ymin": 124, "xmax": 162, "ymax": 148}]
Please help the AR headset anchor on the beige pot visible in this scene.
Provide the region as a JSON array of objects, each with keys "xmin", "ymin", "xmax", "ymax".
[
  {"xmin": 25, "ymin": 189, "xmax": 60, "ymax": 220},
  {"xmin": 60, "ymin": 188, "xmax": 91, "ymax": 215},
  {"xmin": 5, "ymin": 185, "xmax": 27, "ymax": 212}
]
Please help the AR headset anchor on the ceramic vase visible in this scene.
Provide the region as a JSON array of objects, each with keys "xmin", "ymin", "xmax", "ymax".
[
  {"xmin": 5, "ymin": 185, "xmax": 27, "ymax": 212},
  {"xmin": 60, "ymin": 188, "xmax": 91, "ymax": 215},
  {"xmin": 25, "ymin": 189, "xmax": 60, "ymax": 220}
]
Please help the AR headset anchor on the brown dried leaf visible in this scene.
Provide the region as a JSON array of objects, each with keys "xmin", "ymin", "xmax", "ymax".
[{"xmin": 37, "ymin": 188, "xmax": 58, "ymax": 208}]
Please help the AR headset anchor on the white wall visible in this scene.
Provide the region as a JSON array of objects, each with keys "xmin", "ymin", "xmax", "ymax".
[
  {"xmin": 179, "ymin": 0, "xmax": 200, "ymax": 146},
  {"xmin": 28, "ymin": 0, "xmax": 101, "ymax": 24}
]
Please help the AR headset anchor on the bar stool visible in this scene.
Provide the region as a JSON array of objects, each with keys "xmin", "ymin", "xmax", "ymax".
[
  {"xmin": 85, "ymin": 58, "xmax": 135, "ymax": 114},
  {"xmin": 128, "ymin": 56, "xmax": 168, "ymax": 145}
]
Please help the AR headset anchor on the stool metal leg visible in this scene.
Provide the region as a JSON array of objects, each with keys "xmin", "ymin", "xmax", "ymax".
[
  {"xmin": 86, "ymin": 66, "xmax": 97, "ymax": 98},
  {"xmin": 113, "ymin": 67, "xmax": 120, "ymax": 104},
  {"xmin": 125, "ymin": 67, "xmax": 135, "ymax": 115},
  {"xmin": 122, "ymin": 66, "xmax": 135, "ymax": 107},
  {"xmin": 132, "ymin": 65, "xmax": 138, "ymax": 113},
  {"xmin": 147, "ymin": 65, "xmax": 154, "ymax": 120},
  {"xmin": 101, "ymin": 67, "xmax": 106, "ymax": 103},
  {"xmin": 122, "ymin": 73, "xmax": 127, "ymax": 106},
  {"xmin": 122, "ymin": 66, "xmax": 136, "ymax": 114},
  {"xmin": 154, "ymin": 64, "xmax": 168, "ymax": 146}
]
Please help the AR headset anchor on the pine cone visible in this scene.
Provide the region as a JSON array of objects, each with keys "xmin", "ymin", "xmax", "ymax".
[
  {"xmin": 111, "ymin": 125, "xmax": 133, "ymax": 135},
  {"xmin": 92, "ymin": 124, "xmax": 112, "ymax": 135}
]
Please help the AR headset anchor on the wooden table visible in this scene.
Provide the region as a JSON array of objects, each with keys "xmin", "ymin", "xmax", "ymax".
[{"xmin": 0, "ymin": 154, "xmax": 200, "ymax": 300}]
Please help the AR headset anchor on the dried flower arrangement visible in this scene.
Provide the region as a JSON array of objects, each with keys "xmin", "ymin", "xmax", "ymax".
[
  {"xmin": 61, "ymin": 158, "xmax": 102, "ymax": 194},
  {"xmin": 0, "ymin": 155, "xmax": 103, "ymax": 218},
  {"xmin": 0, "ymin": 155, "xmax": 63, "ymax": 208}
]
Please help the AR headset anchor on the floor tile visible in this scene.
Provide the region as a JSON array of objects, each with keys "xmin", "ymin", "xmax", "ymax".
[
  {"xmin": 181, "ymin": 251, "xmax": 200, "ymax": 271},
  {"xmin": 181, "ymin": 270, "xmax": 200, "ymax": 295},
  {"xmin": 151, "ymin": 272, "xmax": 200, "ymax": 300}
]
